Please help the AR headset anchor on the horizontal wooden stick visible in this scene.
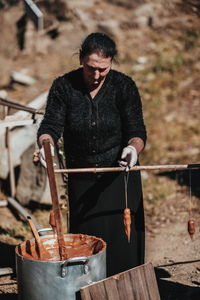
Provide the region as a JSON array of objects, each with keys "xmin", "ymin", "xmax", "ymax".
[
  {"xmin": 54, "ymin": 163, "xmax": 200, "ymax": 174},
  {"xmin": 0, "ymin": 97, "xmax": 44, "ymax": 115}
]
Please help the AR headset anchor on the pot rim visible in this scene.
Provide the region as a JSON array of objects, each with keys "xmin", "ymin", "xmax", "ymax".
[{"xmin": 15, "ymin": 233, "xmax": 107, "ymax": 262}]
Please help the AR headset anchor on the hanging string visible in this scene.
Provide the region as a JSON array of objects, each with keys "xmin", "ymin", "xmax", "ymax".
[
  {"xmin": 124, "ymin": 171, "xmax": 129, "ymax": 209},
  {"xmin": 123, "ymin": 170, "xmax": 131, "ymax": 242},
  {"xmin": 175, "ymin": 171, "xmax": 178, "ymax": 202},
  {"xmin": 189, "ymin": 169, "xmax": 192, "ymax": 218}
]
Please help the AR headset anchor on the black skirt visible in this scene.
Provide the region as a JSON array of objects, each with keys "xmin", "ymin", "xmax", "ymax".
[{"xmin": 68, "ymin": 171, "xmax": 145, "ymax": 277}]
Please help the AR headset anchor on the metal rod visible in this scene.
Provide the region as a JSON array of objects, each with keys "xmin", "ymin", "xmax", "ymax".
[
  {"xmin": 7, "ymin": 197, "xmax": 39, "ymax": 229},
  {"xmin": 54, "ymin": 163, "xmax": 200, "ymax": 174}
]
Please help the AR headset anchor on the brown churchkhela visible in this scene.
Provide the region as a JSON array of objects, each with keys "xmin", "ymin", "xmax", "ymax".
[
  {"xmin": 188, "ymin": 219, "xmax": 195, "ymax": 239},
  {"xmin": 123, "ymin": 208, "xmax": 131, "ymax": 243}
]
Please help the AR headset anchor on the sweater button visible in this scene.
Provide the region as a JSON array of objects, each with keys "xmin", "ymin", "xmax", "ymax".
[
  {"xmin": 91, "ymin": 121, "xmax": 96, "ymax": 127},
  {"xmin": 92, "ymin": 149, "xmax": 96, "ymax": 153}
]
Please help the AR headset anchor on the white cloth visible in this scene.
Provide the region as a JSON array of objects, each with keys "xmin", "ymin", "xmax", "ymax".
[
  {"xmin": 39, "ymin": 144, "xmax": 55, "ymax": 168},
  {"xmin": 119, "ymin": 145, "xmax": 137, "ymax": 170}
]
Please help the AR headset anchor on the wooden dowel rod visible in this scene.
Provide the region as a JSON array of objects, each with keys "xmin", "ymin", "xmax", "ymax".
[
  {"xmin": 54, "ymin": 163, "xmax": 200, "ymax": 174},
  {"xmin": 0, "ymin": 97, "xmax": 44, "ymax": 114},
  {"xmin": 5, "ymin": 118, "xmax": 16, "ymax": 197}
]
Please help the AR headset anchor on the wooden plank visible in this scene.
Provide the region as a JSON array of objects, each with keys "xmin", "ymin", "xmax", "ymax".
[
  {"xmin": 143, "ymin": 263, "xmax": 160, "ymax": 299},
  {"xmin": 0, "ymin": 118, "xmax": 35, "ymax": 128},
  {"xmin": 0, "ymin": 267, "xmax": 13, "ymax": 276},
  {"xmin": 86, "ymin": 281, "xmax": 107, "ymax": 300},
  {"xmin": 0, "ymin": 91, "xmax": 47, "ymax": 134},
  {"xmin": 10, "ymin": 71, "xmax": 35, "ymax": 85},
  {"xmin": 43, "ymin": 139, "xmax": 66, "ymax": 260},
  {"xmin": 0, "ymin": 200, "xmax": 7, "ymax": 207},
  {"xmin": 116, "ymin": 272, "xmax": 135, "ymax": 299},
  {"xmin": 138, "ymin": 266, "xmax": 152, "ymax": 298},
  {"xmin": 4, "ymin": 114, "xmax": 32, "ymax": 121},
  {"xmin": 80, "ymin": 287, "xmax": 92, "ymax": 300},
  {"xmin": 0, "ymin": 91, "xmax": 47, "ymax": 179},
  {"xmin": 80, "ymin": 263, "xmax": 160, "ymax": 300},
  {"xmin": 104, "ymin": 277, "xmax": 120, "ymax": 300}
]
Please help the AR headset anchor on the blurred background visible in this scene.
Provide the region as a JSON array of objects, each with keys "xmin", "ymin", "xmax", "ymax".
[{"xmin": 0, "ymin": 0, "xmax": 200, "ymax": 298}]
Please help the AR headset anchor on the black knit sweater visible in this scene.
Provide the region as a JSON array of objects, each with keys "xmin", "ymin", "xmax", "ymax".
[{"xmin": 38, "ymin": 68, "xmax": 147, "ymax": 168}]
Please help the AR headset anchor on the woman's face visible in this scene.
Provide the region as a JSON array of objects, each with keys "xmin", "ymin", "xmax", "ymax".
[{"xmin": 81, "ymin": 52, "xmax": 112, "ymax": 90}]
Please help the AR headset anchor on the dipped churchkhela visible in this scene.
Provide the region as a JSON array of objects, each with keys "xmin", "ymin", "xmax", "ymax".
[
  {"xmin": 124, "ymin": 208, "xmax": 131, "ymax": 242},
  {"xmin": 188, "ymin": 219, "xmax": 195, "ymax": 239},
  {"xmin": 123, "ymin": 171, "xmax": 132, "ymax": 243}
]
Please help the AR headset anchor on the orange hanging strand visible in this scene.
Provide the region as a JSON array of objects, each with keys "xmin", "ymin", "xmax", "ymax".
[
  {"xmin": 123, "ymin": 171, "xmax": 131, "ymax": 243},
  {"xmin": 124, "ymin": 208, "xmax": 131, "ymax": 242}
]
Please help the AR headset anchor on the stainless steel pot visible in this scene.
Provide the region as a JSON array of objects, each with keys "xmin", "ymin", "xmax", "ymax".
[{"xmin": 16, "ymin": 233, "xmax": 106, "ymax": 300}]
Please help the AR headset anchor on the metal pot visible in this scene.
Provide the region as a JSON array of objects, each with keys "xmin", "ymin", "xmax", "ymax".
[{"xmin": 16, "ymin": 233, "xmax": 106, "ymax": 300}]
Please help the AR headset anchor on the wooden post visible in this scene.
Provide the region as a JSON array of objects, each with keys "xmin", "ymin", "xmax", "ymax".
[{"xmin": 43, "ymin": 139, "xmax": 66, "ymax": 260}]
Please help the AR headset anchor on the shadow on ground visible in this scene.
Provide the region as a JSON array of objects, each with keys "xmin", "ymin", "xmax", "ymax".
[
  {"xmin": 0, "ymin": 242, "xmax": 15, "ymax": 270},
  {"xmin": 158, "ymin": 169, "xmax": 200, "ymax": 199},
  {"xmin": 155, "ymin": 267, "xmax": 200, "ymax": 300},
  {"xmin": 0, "ymin": 295, "xmax": 17, "ymax": 299},
  {"xmin": 0, "ymin": 242, "xmax": 17, "ymax": 299}
]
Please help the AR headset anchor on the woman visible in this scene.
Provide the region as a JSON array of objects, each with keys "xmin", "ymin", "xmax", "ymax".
[{"xmin": 38, "ymin": 32, "xmax": 147, "ymax": 276}]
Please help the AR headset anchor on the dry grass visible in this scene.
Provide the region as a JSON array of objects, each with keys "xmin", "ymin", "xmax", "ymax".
[{"xmin": 117, "ymin": 3, "xmax": 200, "ymax": 207}]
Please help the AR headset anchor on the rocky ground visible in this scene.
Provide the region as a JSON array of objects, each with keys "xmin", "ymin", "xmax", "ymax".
[{"xmin": 0, "ymin": 0, "xmax": 200, "ymax": 299}]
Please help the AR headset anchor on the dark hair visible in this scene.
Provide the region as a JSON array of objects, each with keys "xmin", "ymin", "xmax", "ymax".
[{"xmin": 79, "ymin": 32, "xmax": 118, "ymax": 60}]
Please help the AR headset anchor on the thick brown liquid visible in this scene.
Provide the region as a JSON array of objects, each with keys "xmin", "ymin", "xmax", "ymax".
[{"xmin": 17, "ymin": 234, "xmax": 106, "ymax": 261}]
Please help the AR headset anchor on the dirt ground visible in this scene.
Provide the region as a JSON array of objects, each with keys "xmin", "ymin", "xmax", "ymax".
[
  {"xmin": 0, "ymin": 0, "xmax": 200, "ymax": 299},
  {"xmin": 1, "ymin": 173, "xmax": 200, "ymax": 299},
  {"xmin": 145, "ymin": 173, "xmax": 200, "ymax": 300}
]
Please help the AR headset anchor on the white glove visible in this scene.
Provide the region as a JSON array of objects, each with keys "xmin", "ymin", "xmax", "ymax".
[
  {"xmin": 119, "ymin": 145, "xmax": 137, "ymax": 170},
  {"xmin": 39, "ymin": 144, "xmax": 55, "ymax": 168}
]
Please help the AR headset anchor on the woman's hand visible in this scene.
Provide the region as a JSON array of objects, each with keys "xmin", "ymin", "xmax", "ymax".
[
  {"xmin": 38, "ymin": 134, "xmax": 55, "ymax": 168},
  {"xmin": 119, "ymin": 145, "xmax": 137, "ymax": 170},
  {"xmin": 39, "ymin": 144, "xmax": 55, "ymax": 168}
]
